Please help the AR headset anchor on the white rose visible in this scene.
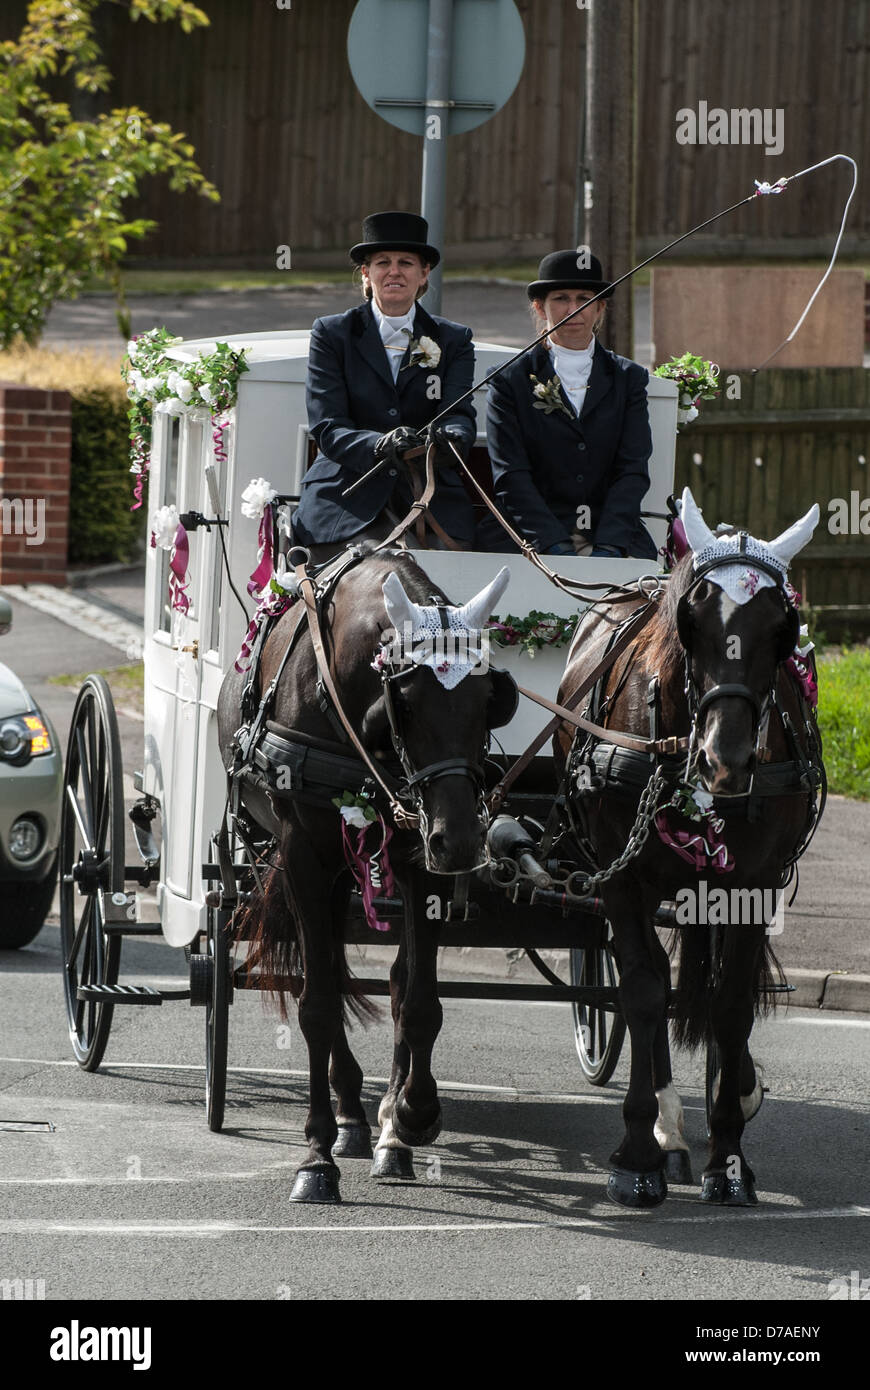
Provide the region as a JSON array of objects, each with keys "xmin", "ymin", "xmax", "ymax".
[
  {"xmin": 692, "ymin": 788, "xmax": 714, "ymax": 812},
  {"xmin": 156, "ymin": 397, "xmax": 189, "ymax": 415},
  {"xmin": 417, "ymin": 335, "xmax": 441, "ymax": 366},
  {"xmin": 152, "ymin": 504, "xmax": 181, "ymax": 550},
  {"xmin": 198, "ymin": 384, "xmax": 214, "ymax": 404},
  {"xmin": 533, "ymin": 383, "xmax": 547, "ymax": 398},
  {"xmin": 126, "ymin": 339, "xmax": 138, "ymax": 359},
  {"xmin": 339, "ymin": 805, "xmax": 370, "ymax": 829},
  {"xmin": 175, "ymin": 376, "xmax": 194, "ymax": 403},
  {"xmin": 240, "ymin": 476, "xmax": 277, "ymax": 520}
]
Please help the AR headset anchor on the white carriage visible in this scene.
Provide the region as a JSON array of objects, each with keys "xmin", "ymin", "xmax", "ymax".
[{"xmin": 58, "ymin": 329, "xmax": 678, "ymax": 1120}]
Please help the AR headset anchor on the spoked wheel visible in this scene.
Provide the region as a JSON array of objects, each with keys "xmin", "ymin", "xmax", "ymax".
[
  {"xmin": 570, "ymin": 930, "xmax": 627, "ymax": 1085},
  {"xmin": 205, "ymin": 901, "xmax": 232, "ymax": 1132},
  {"xmin": 59, "ymin": 676, "xmax": 124, "ymax": 1070}
]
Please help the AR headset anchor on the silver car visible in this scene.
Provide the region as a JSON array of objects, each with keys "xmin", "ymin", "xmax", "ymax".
[{"xmin": 0, "ymin": 596, "xmax": 63, "ymax": 948}]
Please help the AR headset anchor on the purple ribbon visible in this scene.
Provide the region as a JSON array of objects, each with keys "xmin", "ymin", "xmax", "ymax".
[
  {"xmin": 786, "ymin": 653, "xmax": 818, "ymax": 708},
  {"xmin": 341, "ymin": 820, "xmax": 394, "ymax": 932},
  {"xmin": 655, "ymin": 810, "xmax": 734, "ymax": 874},
  {"xmin": 168, "ymin": 523, "xmax": 190, "ymax": 615},
  {"xmin": 131, "ymin": 469, "xmax": 147, "ymax": 511},
  {"xmin": 247, "ymin": 512, "xmax": 274, "ymax": 599}
]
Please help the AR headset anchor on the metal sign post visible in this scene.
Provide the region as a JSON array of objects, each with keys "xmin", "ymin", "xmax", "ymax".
[
  {"xmin": 420, "ymin": 0, "xmax": 453, "ymax": 311},
  {"xmin": 348, "ymin": 0, "xmax": 525, "ymax": 313}
]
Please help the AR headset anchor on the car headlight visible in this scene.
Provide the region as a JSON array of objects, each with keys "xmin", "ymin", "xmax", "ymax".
[{"xmin": 0, "ymin": 715, "xmax": 53, "ymax": 764}]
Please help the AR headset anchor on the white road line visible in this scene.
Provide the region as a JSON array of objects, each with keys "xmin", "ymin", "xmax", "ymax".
[
  {"xmin": 785, "ymin": 1016, "xmax": 870, "ymax": 1028},
  {"xmin": 0, "ymin": 1208, "xmax": 867, "ymax": 1236},
  {"xmin": 0, "ymin": 1056, "xmax": 614, "ymax": 1102}
]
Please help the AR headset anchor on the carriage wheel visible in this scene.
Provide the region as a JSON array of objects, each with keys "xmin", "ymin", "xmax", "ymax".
[
  {"xmin": 205, "ymin": 901, "xmax": 231, "ymax": 1132},
  {"xmin": 570, "ymin": 934, "xmax": 627, "ymax": 1085},
  {"xmin": 59, "ymin": 676, "xmax": 124, "ymax": 1071}
]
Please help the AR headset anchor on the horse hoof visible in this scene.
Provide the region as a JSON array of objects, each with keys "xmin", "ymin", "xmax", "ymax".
[
  {"xmin": 607, "ymin": 1166, "xmax": 667, "ymax": 1208},
  {"xmin": 332, "ymin": 1122, "xmax": 373, "ymax": 1159},
  {"xmin": 392, "ymin": 1095, "xmax": 442, "ymax": 1147},
  {"xmin": 662, "ymin": 1149, "xmax": 694, "ymax": 1185},
  {"xmin": 370, "ymin": 1146, "xmax": 416, "ymax": 1180},
  {"xmin": 289, "ymin": 1165, "xmax": 341, "ymax": 1204},
  {"xmin": 701, "ymin": 1172, "xmax": 758, "ymax": 1206}
]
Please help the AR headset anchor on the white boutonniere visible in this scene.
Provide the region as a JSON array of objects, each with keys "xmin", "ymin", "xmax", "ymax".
[
  {"xmin": 401, "ymin": 332, "xmax": 441, "ymax": 370},
  {"xmin": 530, "ymin": 373, "xmax": 573, "ymax": 418}
]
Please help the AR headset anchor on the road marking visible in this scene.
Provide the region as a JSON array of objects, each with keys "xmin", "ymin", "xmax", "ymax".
[
  {"xmin": 0, "ymin": 1056, "xmax": 617, "ymax": 1103},
  {"xmin": 0, "ymin": 1208, "xmax": 867, "ymax": 1237},
  {"xmin": 786, "ymin": 1016, "xmax": 870, "ymax": 1028}
]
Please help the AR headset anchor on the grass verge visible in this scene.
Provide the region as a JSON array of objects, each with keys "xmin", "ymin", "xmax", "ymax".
[
  {"xmin": 50, "ymin": 663, "xmax": 144, "ymax": 721},
  {"xmin": 816, "ymin": 647, "xmax": 870, "ymax": 799}
]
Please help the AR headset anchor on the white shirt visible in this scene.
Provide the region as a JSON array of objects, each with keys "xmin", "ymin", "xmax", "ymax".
[
  {"xmin": 372, "ymin": 301, "xmax": 416, "ymax": 381},
  {"xmin": 550, "ymin": 339, "xmax": 596, "ymax": 415}
]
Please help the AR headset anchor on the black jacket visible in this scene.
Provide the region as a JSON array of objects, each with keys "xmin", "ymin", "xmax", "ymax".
[
  {"xmin": 485, "ymin": 340, "xmax": 657, "ymax": 557},
  {"xmin": 292, "ymin": 301, "xmax": 477, "ymax": 546}
]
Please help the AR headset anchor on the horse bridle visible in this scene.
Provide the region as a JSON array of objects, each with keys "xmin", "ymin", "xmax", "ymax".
[
  {"xmin": 678, "ymin": 539, "xmax": 799, "ymax": 763},
  {"xmin": 376, "ymin": 602, "xmax": 489, "ymax": 808}
]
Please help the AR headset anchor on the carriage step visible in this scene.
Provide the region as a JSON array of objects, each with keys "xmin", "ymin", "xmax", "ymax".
[{"xmin": 75, "ymin": 984, "xmax": 190, "ymax": 1005}]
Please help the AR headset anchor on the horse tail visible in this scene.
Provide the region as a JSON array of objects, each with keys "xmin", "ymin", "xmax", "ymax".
[
  {"xmin": 235, "ymin": 857, "xmax": 379, "ymax": 1027},
  {"xmin": 670, "ymin": 930, "xmax": 785, "ymax": 1052}
]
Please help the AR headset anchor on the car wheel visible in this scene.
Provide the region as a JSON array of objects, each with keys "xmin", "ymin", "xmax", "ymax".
[{"xmin": 0, "ymin": 853, "xmax": 58, "ymax": 949}]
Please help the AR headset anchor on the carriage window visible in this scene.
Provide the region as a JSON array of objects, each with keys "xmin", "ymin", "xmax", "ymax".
[
  {"xmin": 205, "ymin": 419, "xmax": 230, "ymax": 653},
  {"xmin": 155, "ymin": 416, "xmax": 181, "ymax": 635},
  {"xmin": 179, "ymin": 417, "xmax": 203, "ymax": 624}
]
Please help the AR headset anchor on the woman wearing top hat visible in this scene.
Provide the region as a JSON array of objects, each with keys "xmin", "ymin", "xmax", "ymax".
[
  {"xmin": 482, "ymin": 250, "xmax": 657, "ymax": 559},
  {"xmin": 291, "ymin": 212, "xmax": 478, "ymax": 559}
]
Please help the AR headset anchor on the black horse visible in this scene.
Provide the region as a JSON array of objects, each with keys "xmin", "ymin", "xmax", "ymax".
[
  {"xmin": 555, "ymin": 489, "xmax": 823, "ymax": 1207},
  {"xmin": 217, "ymin": 549, "xmax": 516, "ymax": 1203}
]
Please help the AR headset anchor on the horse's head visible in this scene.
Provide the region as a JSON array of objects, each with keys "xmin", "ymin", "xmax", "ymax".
[
  {"xmin": 364, "ymin": 562, "xmax": 517, "ymax": 874},
  {"xmin": 678, "ymin": 488, "xmax": 818, "ymax": 795}
]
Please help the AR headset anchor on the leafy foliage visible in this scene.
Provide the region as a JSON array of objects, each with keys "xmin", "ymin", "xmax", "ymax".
[
  {"xmin": 70, "ymin": 386, "xmax": 147, "ymax": 564},
  {"xmin": 653, "ymin": 352, "xmax": 720, "ymax": 403},
  {"xmin": 487, "ymin": 610, "xmax": 578, "ymax": 657},
  {"xmin": 0, "ymin": 0, "xmax": 218, "ymax": 348},
  {"xmin": 816, "ymin": 647, "xmax": 870, "ymax": 800}
]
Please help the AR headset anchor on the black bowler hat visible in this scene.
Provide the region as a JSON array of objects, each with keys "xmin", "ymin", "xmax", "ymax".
[
  {"xmin": 527, "ymin": 249, "xmax": 613, "ymax": 301},
  {"xmin": 349, "ymin": 211, "xmax": 440, "ymax": 268}
]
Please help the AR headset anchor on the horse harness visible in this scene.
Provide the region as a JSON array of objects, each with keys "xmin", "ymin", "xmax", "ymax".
[
  {"xmin": 228, "ymin": 543, "xmax": 514, "ymax": 840},
  {"xmin": 564, "ymin": 543, "xmax": 825, "ymax": 871}
]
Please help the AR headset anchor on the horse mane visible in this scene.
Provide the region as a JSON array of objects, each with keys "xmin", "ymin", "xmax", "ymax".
[
  {"xmin": 633, "ymin": 553, "xmax": 694, "ymax": 689},
  {"xmin": 354, "ymin": 543, "xmax": 451, "ymax": 607}
]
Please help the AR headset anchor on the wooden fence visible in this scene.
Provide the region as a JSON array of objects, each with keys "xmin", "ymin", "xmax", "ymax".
[
  {"xmin": 673, "ymin": 368, "xmax": 870, "ymax": 630},
  {"xmin": 3, "ymin": 0, "xmax": 868, "ymax": 263}
]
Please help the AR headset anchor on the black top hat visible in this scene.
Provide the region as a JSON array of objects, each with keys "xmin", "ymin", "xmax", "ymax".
[
  {"xmin": 527, "ymin": 250, "xmax": 613, "ymax": 301},
  {"xmin": 349, "ymin": 212, "xmax": 440, "ymax": 268}
]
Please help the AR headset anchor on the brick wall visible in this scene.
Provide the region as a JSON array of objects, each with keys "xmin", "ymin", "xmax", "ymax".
[{"xmin": 0, "ymin": 383, "xmax": 71, "ymax": 585}]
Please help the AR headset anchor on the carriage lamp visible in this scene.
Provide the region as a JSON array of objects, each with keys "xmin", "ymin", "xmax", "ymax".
[
  {"xmin": 0, "ymin": 715, "xmax": 52, "ymax": 764},
  {"xmin": 9, "ymin": 817, "xmax": 42, "ymax": 861}
]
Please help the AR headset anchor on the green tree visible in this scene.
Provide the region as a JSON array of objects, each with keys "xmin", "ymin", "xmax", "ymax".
[{"xmin": 0, "ymin": 0, "xmax": 219, "ymax": 348}]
